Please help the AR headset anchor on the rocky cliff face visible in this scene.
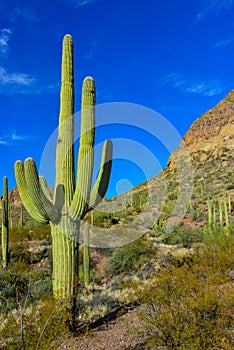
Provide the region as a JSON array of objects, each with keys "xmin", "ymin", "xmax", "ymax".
[
  {"xmin": 122, "ymin": 90, "xmax": 234, "ymax": 229},
  {"xmin": 168, "ymin": 90, "xmax": 234, "ymax": 169}
]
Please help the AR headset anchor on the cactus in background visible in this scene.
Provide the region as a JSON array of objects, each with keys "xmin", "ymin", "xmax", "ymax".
[
  {"xmin": 223, "ymin": 194, "xmax": 229, "ymax": 228},
  {"xmin": 218, "ymin": 197, "xmax": 223, "ymax": 228},
  {"xmin": 207, "ymin": 198, "xmax": 212, "ymax": 228},
  {"xmin": 14, "ymin": 35, "xmax": 113, "ymax": 302},
  {"xmin": 83, "ymin": 222, "xmax": 90, "ymax": 287},
  {"xmin": 213, "ymin": 201, "xmax": 216, "ymax": 229},
  {"xmin": 228, "ymin": 192, "xmax": 231, "ymax": 213},
  {"xmin": 18, "ymin": 204, "xmax": 24, "ymax": 229},
  {"xmin": 1, "ymin": 176, "xmax": 9, "ymax": 268}
]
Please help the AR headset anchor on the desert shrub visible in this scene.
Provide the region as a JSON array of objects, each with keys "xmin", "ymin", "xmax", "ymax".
[
  {"xmin": 1, "ymin": 295, "xmax": 70, "ymax": 350},
  {"xmin": 0, "ymin": 264, "xmax": 52, "ymax": 314},
  {"xmin": 107, "ymin": 238, "xmax": 156, "ymax": 275},
  {"xmin": 138, "ymin": 234, "xmax": 234, "ymax": 349},
  {"xmin": 162, "ymin": 227, "xmax": 204, "ymax": 248}
]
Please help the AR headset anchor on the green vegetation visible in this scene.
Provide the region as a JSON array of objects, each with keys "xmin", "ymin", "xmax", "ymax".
[
  {"xmin": 138, "ymin": 231, "xmax": 234, "ymax": 349},
  {"xmin": 107, "ymin": 237, "xmax": 156, "ymax": 276}
]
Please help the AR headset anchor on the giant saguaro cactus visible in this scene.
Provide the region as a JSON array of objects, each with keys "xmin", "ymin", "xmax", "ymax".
[
  {"xmin": 1, "ymin": 176, "xmax": 9, "ymax": 269},
  {"xmin": 14, "ymin": 34, "xmax": 113, "ymax": 301}
]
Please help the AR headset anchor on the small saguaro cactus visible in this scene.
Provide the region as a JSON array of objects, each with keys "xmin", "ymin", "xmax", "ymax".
[
  {"xmin": 1, "ymin": 176, "xmax": 9, "ymax": 268},
  {"xmin": 83, "ymin": 222, "xmax": 90, "ymax": 287},
  {"xmin": 18, "ymin": 204, "xmax": 24, "ymax": 229},
  {"xmin": 14, "ymin": 34, "xmax": 113, "ymax": 302},
  {"xmin": 207, "ymin": 198, "xmax": 212, "ymax": 228}
]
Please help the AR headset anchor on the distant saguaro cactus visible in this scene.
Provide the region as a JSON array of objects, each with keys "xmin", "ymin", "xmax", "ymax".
[
  {"xmin": 1, "ymin": 176, "xmax": 9, "ymax": 269},
  {"xmin": 14, "ymin": 35, "xmax": 113, "ymax": 302},
  {"xmin": 83, "ymin": 222, "xmax": 90, "ymax": 287}
]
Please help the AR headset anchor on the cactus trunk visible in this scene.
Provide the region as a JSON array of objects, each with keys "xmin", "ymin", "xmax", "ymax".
[
  {"xmin": 2, "ymin": 176, "xmax": 9, "ymax": 269},
  {"xmin": 51, "ymin": 217, "xmax": 80, "ymax": 299}
]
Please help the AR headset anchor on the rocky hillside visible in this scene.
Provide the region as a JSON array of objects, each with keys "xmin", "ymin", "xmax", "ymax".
[{"xmin": 104, "ymin": 90, "xmax": 234, "ymax": 233}]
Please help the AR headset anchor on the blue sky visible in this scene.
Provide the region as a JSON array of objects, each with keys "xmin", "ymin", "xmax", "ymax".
[{"xmin": 0, "ymin": 0, "xmax": 234, "ymax": 198}]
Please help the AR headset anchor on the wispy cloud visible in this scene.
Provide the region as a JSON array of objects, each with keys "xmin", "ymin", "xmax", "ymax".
[
  {"xmin": 8, "ymin": 6, "xmax": 39, "ymax": 23},
  {"xmin": 197, "ymin": 0, "xmax": 234, "ymax": 20},
  {"xmin": 0, "ymin": 67, "xmax": 60, "ymax": 95},
  {"xmin": 214, "ymin": 37, "xmax": 234, "ymax": 48},
  {"xmin": 69, "ymin": 0, "xmax": 99, "ymax": 8},
  {"xmin": 0, "ymin": 132, "xmax": 38, "ymax": 146},
  {"xmin": 162, "ymin": 73, "xmax": 224, "ymax": 97},
  {"xmin": 0, "ymin": 28, "xmax": 11, "ymax": 54},
  {"xmin": 0, "ymin": 67, "xmax": 37, "ymax": 86}
]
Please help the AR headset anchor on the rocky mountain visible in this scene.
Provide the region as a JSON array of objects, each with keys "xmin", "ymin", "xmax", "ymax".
[{"xmin": 106, "ymin": 89, "xmax": 234, "ymax": 233}]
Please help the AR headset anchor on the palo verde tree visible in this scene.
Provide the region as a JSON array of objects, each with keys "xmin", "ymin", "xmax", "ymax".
[{"xmin": 14, "ymin": 34, "xmax": 113, "ymax": 303}]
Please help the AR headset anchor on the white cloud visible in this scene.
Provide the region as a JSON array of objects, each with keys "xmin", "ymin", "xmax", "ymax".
[
  {"xmin": 0, "ymin": 28, "xmax": 11, "ymax": 54},
  {"xmin": 163, "ymin": 73, "xmax": 224, "ymax": 97},
  {"xmin": 0, "ymin": 132, "xmax": 38, "ymax": 146},
  {"xmin": 0, "ymin": 67, "xmax": 37, "ymax": 86},
  {"xmin": 214, "ymin": 37, "xmax": 234, "ymax": 48},
  {"xmin": 71, "ymin": 0, "xmax": 99, "ymax": 8},
  {"xmin": 197, "ymin": 0, "xmax": 234, "ymax": 20}
]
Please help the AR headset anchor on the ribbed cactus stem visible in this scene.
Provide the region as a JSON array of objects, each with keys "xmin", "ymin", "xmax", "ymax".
[
  {"xmin": 56, "ymin": 34, "xmax": 75, "ymax": 205},
  {"xmin": 18, "ymin": 204, "xmax": 24, "ymax": 229},
  {"xmin": 218, "ymin": 197, "xmax": 223, "ymax": 227},
  {"xmin": 208, "ymin": 198, "xmax": 212, "ymax": 228},
  {"xmin": 2, "ymin": 176, "xmax": 9, "ymax": 268},
  {"xmin": 14, "ymin": 34, "xmax": 113, "ymax": 304},
  {"xmin": 83, "ymin": 222, "xmax": 90, "ymax": 287},
  {"xmin": 223, "ymin": 194, "xmax": 229, "ymax": 228},
  {"xmin": 228, "ymin": 192, "xmax": 231, "ymax": 214},
  {"xmin": 213, "ymin": 202, "xmax": 216, "ymax": 229}
]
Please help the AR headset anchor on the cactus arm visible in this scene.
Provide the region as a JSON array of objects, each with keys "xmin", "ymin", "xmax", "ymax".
[
  {"xmin": 14, "ymin": 160, "xmax": 49, "ymax": 224},
  {"xmin": 55, "ymin": 34, "xmax": 75, "ymax": 205},
  {"xmin": 54, "ymin": 184, "xmax": 65, "ymax": 211},
  {"xmin": 39, "ymin": 177, "xmax": 64, "ymax": 210},
  {"xmin": 88, "ymin": 139, "xmax": 113, "ymax": 210},
  {"xmin": 69, "ymin": 77, "xmax": 95, "ymax": 220},
  {"xmin": 24, "ymin": 158, "xmax": 59, "ymax": 222},
  {"xmin": 39, "ymin": 176, "xmax": 52, "ymax": 201},
  {"xmin": 39, "ymin": 176, "xmax": 64, "ymax": 219}
]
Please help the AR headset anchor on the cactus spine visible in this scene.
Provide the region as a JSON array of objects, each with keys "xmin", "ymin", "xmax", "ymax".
[
  {"xmin": 14, "ymin": 35, "xmax": 113, "ymax": 301},
  {"xmin": 1, "ymin": 176, "xmax": 9, "ymax": 268},
  {"xmin": 83, "ymin": 222, "xmax": 90, "ymax": 287}
]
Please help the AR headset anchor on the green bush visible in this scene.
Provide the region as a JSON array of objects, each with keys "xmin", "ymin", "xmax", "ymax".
[
  {"xmin": 107, "ymin": 238, "xmax": 156, "ymax": 275},
  {"xmin": 138, "ymin": 234, "xmax": 234, "ymax": 349},
  {"xmin": 1, "ymin": 295, "xmax": 70, "ymax": 350},
  {"xmin": 162, "ymin": 227, "xmax": 204, "ymax": 248}
]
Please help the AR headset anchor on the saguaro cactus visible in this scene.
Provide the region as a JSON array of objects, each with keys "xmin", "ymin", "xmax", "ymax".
[
  {"xmin": 83, "ymin": 222, "xmax": 90, "ymax": 287},
  {"xmin": 14, "ymin": 34, "xmax": 112, "ymax": 301},
  {"xmin": 1, "ymin": 176, "xmax": 9, "ymax": 268}
]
